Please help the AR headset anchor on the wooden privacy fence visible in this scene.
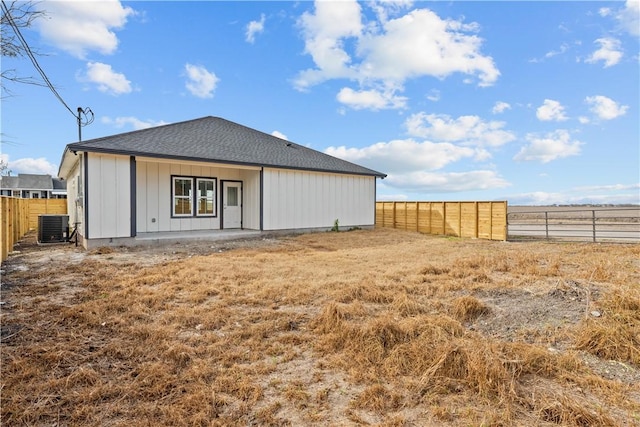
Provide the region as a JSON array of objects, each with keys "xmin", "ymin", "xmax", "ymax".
[
  {"xmin": 1, "ymin": 197, "xmax": 68, "ymax": 263},
  {"xmin": 376, "ymin": 201, "xmax": 507, "ymax": 241}
]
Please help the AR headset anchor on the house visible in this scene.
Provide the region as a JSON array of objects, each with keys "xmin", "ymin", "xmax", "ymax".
[
  {"xmin": 0, "ymin": 174, "xmax": 67, "ymax": 199},
  {"xmin": 58, "ymin": 116, "xmax": 386, "ymax": 248}
]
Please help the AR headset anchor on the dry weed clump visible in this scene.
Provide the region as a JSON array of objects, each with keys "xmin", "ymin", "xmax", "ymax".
[
  {"xmin": 450, "ymin": 295, "xmax": 490, "ymax": 322},
  {"xmin": 1, "ymin": 228, "xmax": 639, "ymax": 426},
  {"xmin": 574, "ymin": 284, "xmax": 640, "ymax": 365}
]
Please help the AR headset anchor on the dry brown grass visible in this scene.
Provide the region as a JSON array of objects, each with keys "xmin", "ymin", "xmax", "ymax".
[{"xmin": 1, "ymin": 228, "xmax": 639, "ymax": 426}]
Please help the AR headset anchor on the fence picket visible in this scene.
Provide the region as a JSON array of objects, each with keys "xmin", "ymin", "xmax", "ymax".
[
  {"xmin": 376, "ymin": 201, "xmax": 507, "ymax": 241},
  {"xmin": 1, "ymin": 197, "xmax": 68, "ymax": 263}
]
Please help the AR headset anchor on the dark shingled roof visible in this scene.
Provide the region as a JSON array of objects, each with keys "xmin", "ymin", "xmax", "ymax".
[
  {"xmin": 66, "ymin": 116, "xmax": 386, "ymax": 178},
  {"xmin": 0, "ymin": 174, "xmax": 56, "ymax": 190}
]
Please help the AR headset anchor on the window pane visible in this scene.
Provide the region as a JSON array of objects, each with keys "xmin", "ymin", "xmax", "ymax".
[
  {"xmin": 175, "ymin": 178, "xmax": 191, "ymax": 197},
  {"xmin": 227, "ymin": 186, "xmax": 238, "ymax": 206},
  {"xmin": 175, "ymin": 197, "xmax": 192, "ymax": 215},
  {"xmin": 199, "ymin": 180, "xmax": 213, "ymax": 196}
]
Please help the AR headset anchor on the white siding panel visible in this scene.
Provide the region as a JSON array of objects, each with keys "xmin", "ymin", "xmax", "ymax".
[
  {"xmin": 116, "ymin": 157, "xmax": 131, "ymax": 236},
  {"xmin": 87, "ymin": 153, "xmax": 130, "ymax": 239},
  {"xmin": 262, "ymin": 169, "xmax": 272, "ymax": 228},
  {"xmin": 239, "ymin": 169, "xmax": 260, "ymax": 230},
  {"xmin": 64, "ymin": 160, "xmax": 82, "ymax": 234},
  {"xmin": 262, "ymin": 168, "xmax": 376, "ymax": 231},
  {"xmin": 147, "ymin": 162, "xmax": 160, "ymax": 232},
  {"xmin": 135, "ymin": 160, "xmax": 261, "ymax": 233},
  {"xmin": 136, "ymin": 162, "xmax": 147, "ymax": 233}
]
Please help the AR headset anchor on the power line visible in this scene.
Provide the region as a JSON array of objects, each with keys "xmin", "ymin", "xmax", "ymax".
[{"xmin": 1, "ymin": 0, "xmax": 75, "ymax": 117}]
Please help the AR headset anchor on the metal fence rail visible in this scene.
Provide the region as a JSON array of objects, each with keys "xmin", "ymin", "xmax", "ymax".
[{"xmin": 507, "ymin": 207, "xmax": 640, "ymax": 242}]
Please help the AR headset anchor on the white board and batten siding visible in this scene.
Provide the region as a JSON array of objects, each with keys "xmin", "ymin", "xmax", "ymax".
[
  {"xmin": 86, "ymin": 153, "xmax": 131, "ymax": 238},
  {"xmin": 136, "ymin": 159, "xmax": 261, "ymax": 233},
  {"xmin": 240, "ymin": 169, "xmax": 261, "ymax": 230},
  {"xmin": 262, "ymin": 168, "xmax": 376, "ymax": 231},
  {"xmin": 64, "ymin": 157, "xmax": 83, "ymax": 236}
]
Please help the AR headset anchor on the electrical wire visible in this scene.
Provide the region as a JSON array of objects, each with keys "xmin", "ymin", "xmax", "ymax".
[{"xmin": 1, "ymin": 0, "xmax": 76, "ymax": 118}]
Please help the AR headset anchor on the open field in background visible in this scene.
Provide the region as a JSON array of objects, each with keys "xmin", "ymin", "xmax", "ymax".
[
  {"xmin": 1, "ymin": 228, "xmax": 639, "ymax": 426},
  {"xmin": 508, "ymin": 205, "xmax": 640, "ymax": 221},
  {"xmin": 508, "ymin": 206, "xmax": 640, "ymax": 242}
]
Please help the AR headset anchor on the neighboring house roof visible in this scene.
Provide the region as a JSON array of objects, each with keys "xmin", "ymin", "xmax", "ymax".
[
  {"xmin": 51, "ymin": 178, "xmax": 67, "ymax": 195},
  {"xmin": 52, "ymin": 178, "xmax": 66, "ymax": 190},
  {"xmin": 61, "ymin": 116, "xmax": 386, "ymax": 178},
  {"xmin": 0, "ymin": 174, "xmax": 64, "ymax": 190},
  {"xmin": 0, "ymin": 175, "xmax": 19, "ymax": 189}
]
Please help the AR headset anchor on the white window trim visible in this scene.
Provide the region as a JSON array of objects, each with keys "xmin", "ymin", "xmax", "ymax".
[
  {"xmin": 172, "ymin": 176, "xmax": 193, "ymax": 217},
  {"xmin": 171, "ymin": 176, "xmax": 217, "ymax": 218},
  {"xmin": 196, "ymin": 178, "xmax": 216, "ymax": 217}
]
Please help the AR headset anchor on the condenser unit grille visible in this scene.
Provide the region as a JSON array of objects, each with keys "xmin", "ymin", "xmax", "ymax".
[{"xmin": 38, "ymin": 215, "xmax": 69, "ymax": 243}]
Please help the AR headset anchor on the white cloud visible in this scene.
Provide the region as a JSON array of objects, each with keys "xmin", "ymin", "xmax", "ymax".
[
  {"xmin": 384, "ymin": 170, "xmax": 510, "ymax": 192},
  {"xmin": 376, "ymin": 193, "xmax": 409, "ymax": 201},
  {"xmin": 246, "ymin": 14, "xmax": 266, "ymax": 43},
  {"xmin": 585, "ymin": 37, "xmax": 623, "ymax": 68},
  {"xmin": 81, "ymin": 62, "xmax": 132, "ymax": 95},
  {"xmin": 574, "ymin": 183, "xmax": 640, "ymax": 193},
  {"xmin": 356, "ymin": 9, "xmax": 499, "ymax": 86},
  {"xmin": 271, "ymin": 131, "xmax": 288, "ymax": 140},
  {"xmin": 528, "ymin": 42, "xmax": 578, "ymax": 64},
  {"xmin": 101, "ymin": 116, "xmax": 168, "ymax": 130},
  {"xmin": 368, "ymin": 0, "xmax": 414, "ymax": 23},
  {"xmin": 426, "ymin": 89, "xmax": 440, "ymax": 102},
  {"xmin": 326, "ymin": 139, "xmax": 510, "ymax": 193},
  {"xmin": 405, "ymin": 113, "xmax": 516, "ymax": 147},
  {"xmin": 510, "ymin": 183, "xmax": 640, "ymax": 205},
  {"xmin": 599, "ymin": 7, "xmax": 612, "ymax": 17},
  {"xmin": 492, "ymin": 101, "xmax": 511, "ymax": 114},
  {"xmin": 514, "ymin": 130, "xmax": 582, "ymax": 163},
  {"xmin": 336, "ymin": 87, "xmax": 407, "ymax": 110},
  {"xmin": 544, "ymin": 43, "xmax": 570, "ymax": 60},
  {"xmin": 326, "ymin": 139, "xmax": 475, "ymax": 173},
  {"xmin": 585, "ymin": 95, "xmax": 628, "ymax": 120},
  {"xmin": 35, "ymin": 0, "xmax": 135, "ymax": 58},
  {"xmin": 536, "ymin": 99, "xmax": 568, "ymax": 122},
  {"xmin": 1, "ymin": 154, "xmax": 57, "ymax": 176},
  {"xmin": 616, "ymin": 0, "xmax": 640, "ymax": 36},
  {"xmin": 184, "ymin": 64, "xmax": 219, "ymax": 99},
  {"xmin": 295, "ymin": 0, "xmax": 363, "ymax": 89},
  {"xmin": 294, "ymin": 1, "xmax": 499, "ymax": 109}
]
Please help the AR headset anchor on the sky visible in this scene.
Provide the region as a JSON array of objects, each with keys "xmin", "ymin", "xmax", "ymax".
[{"xmin": 1, "ymin": 0, "xmax": 639, "ymax": 205}]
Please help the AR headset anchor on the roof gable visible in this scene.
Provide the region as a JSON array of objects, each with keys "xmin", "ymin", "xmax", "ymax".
[{"xmin": 64, "ymin": 116, "xmax": 385, "ymax": 178}]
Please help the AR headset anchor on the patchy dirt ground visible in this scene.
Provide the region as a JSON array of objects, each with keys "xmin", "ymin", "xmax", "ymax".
[{"xmin": 1, "ymin": 229, "xmax": 639, "ymax": 426}]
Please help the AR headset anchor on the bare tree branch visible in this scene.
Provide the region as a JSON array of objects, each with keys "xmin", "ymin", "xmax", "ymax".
[{"xmin": 1, "ymin": 0, "xmax": 46, "ymax": 94}]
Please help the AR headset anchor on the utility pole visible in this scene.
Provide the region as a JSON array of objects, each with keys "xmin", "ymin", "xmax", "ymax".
[{"xmin": 77, "ymin": 107, "xmax": 94, "ymax": 142}]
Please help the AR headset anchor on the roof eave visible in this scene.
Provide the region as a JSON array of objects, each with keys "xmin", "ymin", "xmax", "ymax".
[
  {"xmin": 65, "ymin": 146, "xmax": 387, "ymax": 178},
  {"xmin": 58, "ymin": 146, "xmax": 80, "ymax": 179}
]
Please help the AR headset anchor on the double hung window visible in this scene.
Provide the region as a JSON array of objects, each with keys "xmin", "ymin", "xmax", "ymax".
[
  {"xmin": 172, "ymin": 176, "xmax": 216, "ymax": 217},
  {"xmin": 197, "ymin": 178, "xmax": 215, "ymax": 215}
]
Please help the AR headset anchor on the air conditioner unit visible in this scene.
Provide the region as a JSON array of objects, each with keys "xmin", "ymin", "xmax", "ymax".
[{"xmin": 38, "ymin": 215, "xmax": 69, "ymax": 244}]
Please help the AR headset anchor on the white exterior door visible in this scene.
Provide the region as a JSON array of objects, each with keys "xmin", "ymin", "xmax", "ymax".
[{"xmin": 222, "ymin": 181, "xmax": 242, "ymax": 229}]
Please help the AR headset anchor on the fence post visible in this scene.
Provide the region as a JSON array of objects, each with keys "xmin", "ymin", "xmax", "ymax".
[
  {"xmin": 442, "ymin": 202, "xmax": 447, "ymax": 235},
  {"xmin": 545, "ymin": 211, "xmax": 549, "ymax": 240},
  {"xmin": 1, "ymin": 197, "xmax": 7, "ymax": 261},
  {"xmin": 489, "ymin": 202, "xmax": 493, "ymax": 240},
  {"xmin": 592, "ymin": 210, "xmax": 596, "ymax": 243},
  {"xmin": 392, "ymin": 202, "xmax": 397, "ymax": 229},
  {"xmin": 474, "ymin": 202, "xmax": 479, "ymax": 239}
]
